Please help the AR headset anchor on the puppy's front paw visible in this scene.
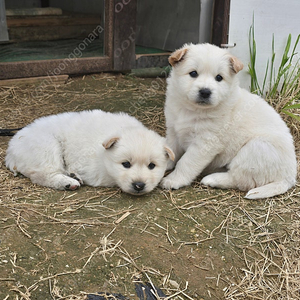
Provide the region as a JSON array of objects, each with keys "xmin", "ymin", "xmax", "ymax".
[{"xmin": 160, "ymin": 173, "xmax": 187, "ymax": 190}]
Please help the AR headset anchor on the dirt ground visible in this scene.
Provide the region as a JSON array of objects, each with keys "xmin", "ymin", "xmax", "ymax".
[{"xmin": 0, "ymin": 73, "xmax": 299, "ymax": 300}]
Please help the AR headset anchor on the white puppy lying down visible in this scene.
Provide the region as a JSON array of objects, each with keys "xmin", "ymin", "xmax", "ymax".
[
  {"xmin": 161, "ymin": 43, "xmax": 297, "ymax": 199},
  {"xmin": 6, "ymin": 110, "xmax": 174, "ymax": 195}
]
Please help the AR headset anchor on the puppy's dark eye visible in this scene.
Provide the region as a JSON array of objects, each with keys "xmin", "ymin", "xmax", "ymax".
[
  {"xmin": 148, "ymin": 162, "xmax": 156, "ymax": 170},
  {"xmin": 215, "ymin": 74, "xmax": 223, "ymax": 82},
  {"xmin": 189, "ymin": 71, "xmax": 198, "ymax": 78},
  {"xmin": 122, "ymin": 161, "xmax": 131, "ymax": 169}
]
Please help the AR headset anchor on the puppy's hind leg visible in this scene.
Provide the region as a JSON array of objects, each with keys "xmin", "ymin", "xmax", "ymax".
[
  {"xmin": 30, "ymin": 172, "xmax": 81, "ymax": 190},
  {"xmin": 51, "ymin": 174, "xmax": 81, "ymax": 190},
  {"xmin": 27, "ymin": 139, "xmax": 82, "ymax": 190},
  {"xmin": 201, "ymin": 172, "xmax": 237, "ymax": 189},
  {"xmin": 227, "ymin": 138, "xmax": 296, "ymax": 199},
  {"xmin": 69, "ymin": 172, "xmax": 83, "ymax": 185}
]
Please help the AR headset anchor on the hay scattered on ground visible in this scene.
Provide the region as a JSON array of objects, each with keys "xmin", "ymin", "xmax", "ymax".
[{"xmin": 0, "ymin": 73, "xmax": 299, "ymax": 299}]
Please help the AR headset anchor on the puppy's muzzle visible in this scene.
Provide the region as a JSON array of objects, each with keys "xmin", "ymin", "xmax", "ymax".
[
  {"xmin": 132, "ymin": 181, "xmax": 145, "ymax": 192},
  {"xmin": 197, "ymin": 88, "xmax": 211, "ymax": 104}
]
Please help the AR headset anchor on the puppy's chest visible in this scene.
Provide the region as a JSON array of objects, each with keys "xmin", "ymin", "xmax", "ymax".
[{"xmin": 174, "ymin": 115, "xmax": 217, "ymax": 145}]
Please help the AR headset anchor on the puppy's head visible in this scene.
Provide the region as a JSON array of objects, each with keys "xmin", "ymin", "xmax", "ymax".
[
  {"xmin": 102, "ymin": 129, "xmax": 174, "ymax": 195},
  {"xmin": 168, "ymin": 43, "xmax": 243, "ymax": 109}
]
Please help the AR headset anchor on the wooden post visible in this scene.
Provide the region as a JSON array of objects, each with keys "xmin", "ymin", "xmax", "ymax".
[
  {"xmin": 113, "ymin": 0, "xmax": 137, "ymax": 71},
  {"xmin": 211, "ymin": 0, "xmax": 231, "ymax": 47},
  {"xmin": 0, "ymin": 0, "xmax": 9, "ymax": 41}
]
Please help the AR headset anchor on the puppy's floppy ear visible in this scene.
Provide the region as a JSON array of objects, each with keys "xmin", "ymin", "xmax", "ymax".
[
  {"xmin": 102, "ymin": 137, "xmax": 120, "ymax": 149},
  {"xmin": 229, "ymin": 56, "xmax": 244, "ymax": 74},
  {"xmin": 169, "ymin": 48, "xmax": 188, "ymax": 66},
  {"xmin": 165, "ymin": 146, "xmax": 175, "ymax": 161}
]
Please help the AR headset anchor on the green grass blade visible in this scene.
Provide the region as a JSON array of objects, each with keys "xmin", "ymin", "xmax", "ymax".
[
  {"xmin": 262, "ymin": 59, "xmax": 269, "ymax": 93},
  {"xmin": 289, "ymin": 34, "xmax": 300, "ymax": 63},
  {"xmin": 248, "ymin": 23, "xmax": 300, "ymax": 122},
  {"xmin": 248, "ymin": 17, "xmax": 262, "ymax": 95},
  {"xmin": 282, "ymin": 109, "xmax": 300, "ymax": 121},
  {"xmin": 283, "ymin": 103, "xmax": 300, "ymax": 110},
  {"xmin": 269, "ymin": 34, "xmax": 276, "ymax": 91}
]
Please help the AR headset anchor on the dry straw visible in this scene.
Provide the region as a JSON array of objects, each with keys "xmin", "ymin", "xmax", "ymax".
[{"xmin": 0, "ymin": 73, "xmax": 299, "ymax": 299}]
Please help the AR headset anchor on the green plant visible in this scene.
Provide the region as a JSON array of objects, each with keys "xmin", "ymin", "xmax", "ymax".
[{"xmin": 248, "ymin": 18, "xmax": 300, "ymax": 121}]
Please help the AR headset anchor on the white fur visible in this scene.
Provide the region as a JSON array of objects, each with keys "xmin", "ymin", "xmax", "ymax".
[
  {"xmin": 161, "ymin": 43, "xmax": 297, "ymax": 199},
  {"xmin": 6, "ymin": 110, "xmax": 174, "ymax": 195}
]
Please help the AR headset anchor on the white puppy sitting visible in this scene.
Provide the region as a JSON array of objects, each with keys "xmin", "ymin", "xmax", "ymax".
[
  {"xmin": 161, "ymin": 43, "xmax": 297, "ymax": 199},
  {"xmin": 6, "ymin": 110, "xmax": 174, "ymax": 195}
]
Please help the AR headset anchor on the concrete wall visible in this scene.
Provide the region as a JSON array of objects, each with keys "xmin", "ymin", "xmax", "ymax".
[{"xmin": 228, "ymin": 0, "xmax": 300, "ymax": 91}]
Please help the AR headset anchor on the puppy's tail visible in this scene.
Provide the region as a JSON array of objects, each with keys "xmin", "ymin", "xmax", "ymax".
[{"xmin": 245, "ymin": 180, "xmax": 294, "ymax": 199}]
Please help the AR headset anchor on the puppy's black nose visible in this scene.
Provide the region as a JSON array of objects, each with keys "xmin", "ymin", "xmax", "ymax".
[
  {"xmin": 199, "ymin": 88, "xmax": 211, "ymax": 99},
  {"xmin": 132, "ymin": 182, "xmax": 145, "ymax": 192}
]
